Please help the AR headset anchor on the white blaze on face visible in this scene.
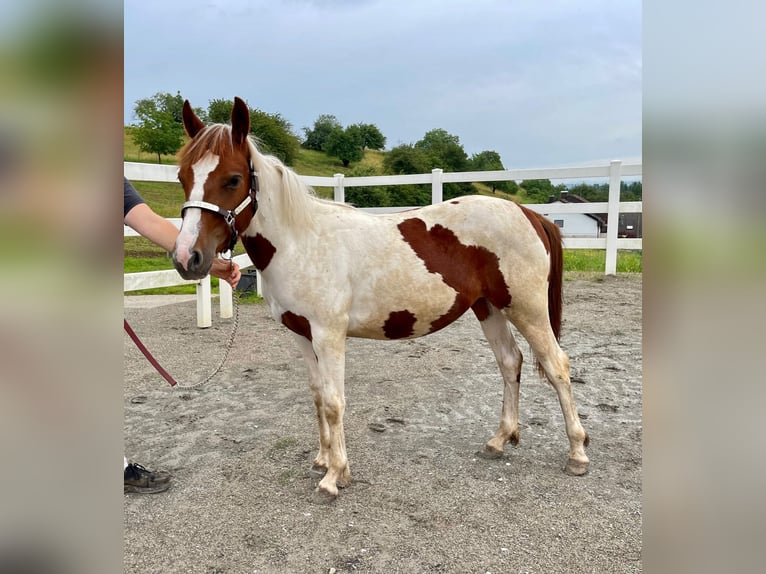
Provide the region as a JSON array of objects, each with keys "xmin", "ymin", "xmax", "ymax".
[{"xmin": 175, "ymin": 153, "xmax": 220, "ymax": 269}]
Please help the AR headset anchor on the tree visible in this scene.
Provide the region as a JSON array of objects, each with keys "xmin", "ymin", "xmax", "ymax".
[
  {"xmin": 325, "ymin": 126, "xmax": 364, "ymax": 167},
  {"xmin": 205, "ymin": 98, "xmax": 300, "ymax": 165},
  {"xmin": 415, "ymin": 128, "xmax": 468, "ymax": 171},
  {"xmin": 250, "ymin": 108, "xmax": 300, "ymax": 165},
  {"xmin": 131, "ymin": 92, "xmax": 185, "ymax": 163},
  {"xmin": 156, "ymin": 91, "xmax": 184, "ymax": 123},
  {"xmin": 413, "ymin": 129, "xmax": 471, "ymax": 199},
  {"xmin": 521, "ymin": 179, "xmax": 567, "ymax": 203},
  {"xmin": 207, "ymin": 98, "xmax": 233, "ymax": 124},
  {"xmin": 353, "ymin": 123, "xmax": 386, "ymax": 150},
  {"xmin": 621, "ymin": 180, "xmax": 642, "ymax": 201},
  {"xmin": 469, "ymin": 150, "xmax": 504, "ymax": 171},
  {"xmin": 505, "ymin": 180, "xmax": 520, "ymax": 195},
  {"xmin": 344, "ymin": 165, "xmax": 389, "ymax": 207},
  {"xmin": 302, "ymin": 114, "xmax": 342, "ymax": 151},
  {"xmin": 468, "ymin": 150, "xmax": 512, "ymax": 193},
  {"xmin": 567, "ymin": 183, "xmax": 607, "ymax": 202},
  {"xmin": 382, "ymin": 144, "xmax": 430, "ymax": 174}
]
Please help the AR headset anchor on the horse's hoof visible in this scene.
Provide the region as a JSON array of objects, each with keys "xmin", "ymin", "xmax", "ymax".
[
  {"xmin": 476, "ymin": 445, "xmax": 504, "ymax": 460},
  {"xmin": 565, "ymin": 458, "xmax": 589, "ymax": 476},
  {"xmin": 308, "ymin": 464, "xmax": 327, "ymax": 479},
  {"xmin": 312, "ymin": 486, "xmax": 338, "ymax": 504}
]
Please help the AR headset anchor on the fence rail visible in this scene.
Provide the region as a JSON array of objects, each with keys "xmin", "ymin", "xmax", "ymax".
[{"xmin": 125, "ymin": 159, "xmax": 642, "ymax": 327}]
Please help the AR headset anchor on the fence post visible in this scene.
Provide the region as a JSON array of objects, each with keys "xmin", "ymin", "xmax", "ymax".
[
  {"xmin": 334, "ymin": 173, "xmax": 345, "ymax": 203},
  {"xmin": 196, "ymin": 275, "xmax": 212, "ymax": 328},
  {"xmin": 219, "ymin": 278, "xmax": 233, "ymax": 319},
  {"xmin": 431, "ymin": 168, "xmax": 443, "ymax": 204},
  {"xmin": 217, "ymin": 250, "xmax": 234, "ymax": 319},
  {"xmin": 605, "ymin": 160, "xmax": 622, "ymax": 275}
]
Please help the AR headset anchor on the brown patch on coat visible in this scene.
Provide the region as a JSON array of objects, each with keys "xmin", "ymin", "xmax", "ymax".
[
  {"xmin": 471, "ymin": 297, "xmax": 491, "ymax": 322},
  {"xmin": 397, "ymin": 218, "xmax": 512, "ymax": 333},
  {"xmin": 429, "ymin": 298, "xmax": 466, "ymax": 333},
  {"xmin": 241, "ymin": 233, "xmax": 276, "ymax": 271},
  {"xmin": 383, "ymin": 310, "xmax": 417, "ymax": 339},
  {"xmin": 281, "ymin": 311, "xmax": 312, "ymax": 341}
]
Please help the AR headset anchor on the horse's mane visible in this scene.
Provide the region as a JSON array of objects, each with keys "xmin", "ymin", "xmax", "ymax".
[{"xmin": 179, "ymin": 123, "xmax": 341, "ymax": 231}]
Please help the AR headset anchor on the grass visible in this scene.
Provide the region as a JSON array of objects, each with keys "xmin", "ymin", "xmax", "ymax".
[
  {"xmin": 236, "ymin": 291, "xmax": 264, "ymax": 304},
  {"xmin": 563, "ymin": 249, "xmax": 642, "ymax": 273},
  {"xmin": 129, "ymin": 181, "xmax": 186, "ymax": 218}
]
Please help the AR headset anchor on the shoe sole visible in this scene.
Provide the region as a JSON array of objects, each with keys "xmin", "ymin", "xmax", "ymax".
[{"xmin": 124, "ymin": 483, "xmax": 171, "ymax": 494}]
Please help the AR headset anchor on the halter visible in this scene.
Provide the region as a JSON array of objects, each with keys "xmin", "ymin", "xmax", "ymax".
[{"xmin": 180, "ymin": 163, "xmax": 259, "ymax": 253}]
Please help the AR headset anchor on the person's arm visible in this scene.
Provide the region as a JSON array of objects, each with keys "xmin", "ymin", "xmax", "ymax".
[
  {"xmin": 124, "ymin": 203, "xmax": 241, "ymax": 288},
  {"xmin": 124, "ymin": 203, "xmax": 178, "ymax": 253}
]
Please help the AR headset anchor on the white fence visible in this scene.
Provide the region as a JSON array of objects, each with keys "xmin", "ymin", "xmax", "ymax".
[{"xmin": 125, "ymin": 159, "xmax": 642, "ymax": 327}]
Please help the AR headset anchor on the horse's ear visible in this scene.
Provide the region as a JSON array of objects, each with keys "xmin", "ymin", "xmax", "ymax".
[
  {"xmin": 182, "ymin": 100, "xmax": 205, "ymax": 138},
  {"xmin": 231, "ymin": 97, "xmax": 251, "ymax": 147}
]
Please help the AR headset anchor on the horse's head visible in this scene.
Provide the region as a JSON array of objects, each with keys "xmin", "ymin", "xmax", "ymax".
[{"xmin": 172, "ymin": 97, "xmax": 257, "ymax": 280}]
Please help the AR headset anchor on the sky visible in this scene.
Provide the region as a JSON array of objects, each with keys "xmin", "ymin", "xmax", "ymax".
[{"xmin": 124, "ymin": 0, "xmax": 641, "ymax": 170}]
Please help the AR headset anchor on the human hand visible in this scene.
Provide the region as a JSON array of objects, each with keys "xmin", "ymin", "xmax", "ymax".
[{"xmin": 209, "ymin": 258, "xmax": 241, "ymax": 289}]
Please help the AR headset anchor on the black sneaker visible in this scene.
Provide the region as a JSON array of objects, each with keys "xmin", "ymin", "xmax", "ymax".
[{"xmin": 124, "ymin": 462, "xmax": 171, "ymax": 494}]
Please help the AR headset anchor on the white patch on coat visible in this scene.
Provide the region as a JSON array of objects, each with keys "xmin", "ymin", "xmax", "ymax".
[{"xmin": 175, "ymin": 153, "xmax": 220, "ymax": 269}]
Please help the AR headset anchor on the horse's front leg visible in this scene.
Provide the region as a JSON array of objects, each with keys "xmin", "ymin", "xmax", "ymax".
[
  {"xmin": 291, "ymin": 334, "xmax": 329, "ymax": 475},
  {"xmin": 311, "ymin": 329, "xmax": 350, "ymax": 501}
]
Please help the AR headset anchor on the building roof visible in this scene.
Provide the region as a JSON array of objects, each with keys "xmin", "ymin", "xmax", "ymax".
[{"xmin": 551, "ymin": 194, "xmax": 607, "ymax": 228}]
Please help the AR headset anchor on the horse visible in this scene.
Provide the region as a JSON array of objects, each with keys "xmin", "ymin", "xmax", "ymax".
[{"xmin": 172, "ymin": 97, "xmax": 589, "ymax": 501}]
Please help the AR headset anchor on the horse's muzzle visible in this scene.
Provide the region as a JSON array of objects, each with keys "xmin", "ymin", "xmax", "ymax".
[{"xmin": 172, "ymin": 248, "xmax": 211, "ymax": 280}]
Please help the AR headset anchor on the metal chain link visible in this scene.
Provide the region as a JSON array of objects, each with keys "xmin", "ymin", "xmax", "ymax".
[
  {"xmin": 174, "ymin": 254, "xmax": 242, "ymax": 389},
  {"xmin": 175, "ymin": 287, "xmax": 241, "ymax": 389}
]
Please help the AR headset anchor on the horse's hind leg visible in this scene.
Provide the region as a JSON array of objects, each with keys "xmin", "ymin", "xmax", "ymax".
[
  {"xmin": 509, "ymin": 309, "xmax": 590, "ymax": 475},
  {"xmin": 475, "ymin": 302, "xmax": 524, "ymax": 459}
]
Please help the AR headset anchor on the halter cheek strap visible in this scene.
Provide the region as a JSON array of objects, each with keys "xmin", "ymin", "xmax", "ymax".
[{"xmin": 180, "ymin": 163, "xmax": 259, "ymax": 253}]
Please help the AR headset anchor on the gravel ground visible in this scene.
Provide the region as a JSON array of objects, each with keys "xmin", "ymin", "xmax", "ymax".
[{"xmin": 124, "ymin": 274, "xmax": 642, "ymax": 573}]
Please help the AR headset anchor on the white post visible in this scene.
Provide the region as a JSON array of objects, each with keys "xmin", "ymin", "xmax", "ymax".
[
  {"xmin": 196, "ymin": 275, "xmax": 212, "ymax": 328},
  {"xmin": 431, "ymin": 168, "xmax": 443, "ymax": 204},
  {"xmin": 605, "ymin": 159, "xmax": 622, "ymax": 275},
  {"xmin": 334, "ymin": 173, "xmax": 345, "ymax": 203},
  {"xmin": 218, "ymin": 250, "xmax": 233, "ymax": 319},
  {"xmin": 256, "ymin": 270, "xmax": 263, "ymax": 297},
  {"xmin": 219, "ymin": 278, "xmax": 233, "ymax": 319}
]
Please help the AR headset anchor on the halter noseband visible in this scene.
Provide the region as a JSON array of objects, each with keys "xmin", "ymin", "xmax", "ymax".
[{"xmin": 180, "ymin": 163, "xmax": 259, "ymax": 253}]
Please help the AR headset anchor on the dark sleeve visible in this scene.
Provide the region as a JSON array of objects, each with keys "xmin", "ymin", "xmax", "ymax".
[{"xmin": 124, "ymin": 177, "xmax": 145, "ymax": 218}]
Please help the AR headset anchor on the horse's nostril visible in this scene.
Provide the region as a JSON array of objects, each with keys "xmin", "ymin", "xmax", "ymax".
[{"xmin": 190, "ymin": 249, "xmax": 203, "ymax": 269}]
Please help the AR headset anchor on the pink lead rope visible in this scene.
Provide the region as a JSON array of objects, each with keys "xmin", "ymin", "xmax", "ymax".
[{"xmin": 124, "ymin": 319, "xmax": 179, "ymax": 387}]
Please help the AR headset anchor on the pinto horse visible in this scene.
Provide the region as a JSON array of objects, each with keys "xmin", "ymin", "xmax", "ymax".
[{"xmin": 172, "ymin": 97, "xmax": 589, "ymax": 501}]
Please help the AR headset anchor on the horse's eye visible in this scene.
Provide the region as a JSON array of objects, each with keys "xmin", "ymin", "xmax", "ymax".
[{"xmin": 225, "ymin": 175, "xmax": 242, "ymax": 189}]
